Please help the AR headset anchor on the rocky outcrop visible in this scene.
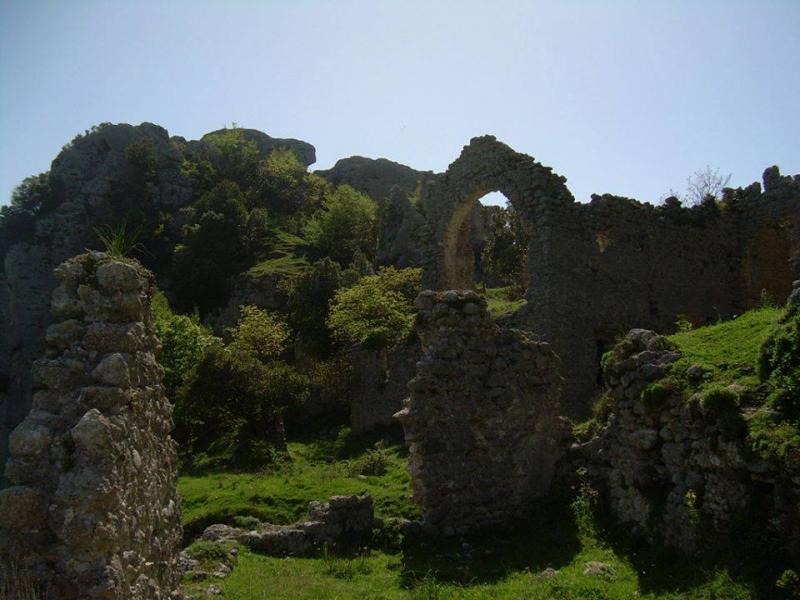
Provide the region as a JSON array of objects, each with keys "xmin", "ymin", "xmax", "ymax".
[
  {"xmin": 579, "ymin": 328, "xmax": 800, "ymax": 553},
  {"xmin": 315, "ymin": 156, "xmax": 430, "ymax": 201},
  {"xmin": 198, "ymin": 128, "xmax": 316, "ymax": 167},
  {"xmin": 0, "ymin": 252, "xmax": 182, "ymax": 599},
  {"xmin": 201, "ymin": 494, "xmax": 378, "ymax": 557},
  {"xmin": 395, "ymin": 290, "xmax": 566, "ymax": 536}
]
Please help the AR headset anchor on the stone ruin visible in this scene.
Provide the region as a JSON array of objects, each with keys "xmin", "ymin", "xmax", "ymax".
[
  {"xmin": 0, "ymin": 252, "xmax": 182, "ymax": 599},
  {"xmin": 573, "ymin": 325, "xmax": 800, "ymax": 553},
  {"xmin": 395, "ymin": 290, "xmax": 566, "ymax": 535},
  {"xmin": 391, "ymin": 136, "xmax": 800, "ymax": 418}
]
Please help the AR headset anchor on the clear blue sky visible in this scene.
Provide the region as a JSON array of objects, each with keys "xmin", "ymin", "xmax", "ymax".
[{"xmin": 1, "ymin": 0, "xmax": 798, "ymax": 206}]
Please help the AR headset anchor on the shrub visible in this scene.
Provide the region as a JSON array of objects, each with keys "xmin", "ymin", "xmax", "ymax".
[
  {"xmin": 327, "ymin": 267, "xmax": 422, "ymax": 349},
  {"xmin": 355, "ymin": 449, "xmax": 388, "ymax": 476},
  {"xmin": 227, "ymin": 305, "xmax": 291, "ymax": 364},
  {"xmin": 699, "ymin": 385, "xmax": 740, "ymax": 416},
  {"xmin": 152, "ymin": 292, "xmax": 221, "ymax": 405},
  {"xmin": 304, "ymin": 185, "xmax": 378, "ymax": 266},
  {"xmin": 232, "ymin": 515, "xmax": 262, "ymax": 530}
]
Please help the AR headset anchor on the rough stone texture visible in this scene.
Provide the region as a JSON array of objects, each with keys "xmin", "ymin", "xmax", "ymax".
[
  {"xmin": 0, "ymin": 123, "xmax": 194, "ymax": 483},
  {"xmin": 0, "ymin": 252, "xmax": 182, "ymax": 599},
  {"xmin": 395, "ymin": 290, "xmax": 566, "ymax": 535},
  {"xmin": 577, "ymin": 328, "xmax": 800, "ymax": 553},
  {"xmin": 202, "ymin": 494, "xmax": 378, "ymax": 557},
  {"xmin": 349, "ymin": 342, "xmax": 421, "ymax": 433},
  {"xmin": 402, "ymin": 136, "xmax": 800, "ymax": 417},
  {"xmin": 315, "ymin": 156, "xmax": 430, "ymax": 202}
]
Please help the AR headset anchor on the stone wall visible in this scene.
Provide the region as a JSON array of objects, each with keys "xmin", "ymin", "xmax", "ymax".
[
  {"xmin": 349, "ymin": 342, "xmax": 421, "ymax": 434},
  {"xmin": 409, "ymin": 136, "xmax": 800, "ymax": 418},
  {"xmin": 0, "ymin": 252, "xmax": 182, "ymax": 599},
  {"xmin": 576, "ymin": 327, "xmax": 800, "ymax": 553},
  {"xmin": 395, "ymin": 290, "xmax": 566, "ymax": 535}
]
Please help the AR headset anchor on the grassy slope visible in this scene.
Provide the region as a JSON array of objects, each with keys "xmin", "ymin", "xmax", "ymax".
[
  {"xmin": 246, "ymin": 228, "xmax": 310, "ymax": 279},
  {"xmin": 667, "ymin": 307, "xmax": 783, "ymax": 391},
  {"xmin": 181, "ymin": 428, "xmax": 760, "ymax": 599}
]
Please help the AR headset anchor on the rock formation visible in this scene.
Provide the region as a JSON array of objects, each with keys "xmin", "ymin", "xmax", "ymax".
[
  {"xmin": 395, "ymin": 290, "xmax": 566, "ymax": 535},
  {"xmin": 0, "ymin": 252, "xmax": 182, "ymax": 599}
]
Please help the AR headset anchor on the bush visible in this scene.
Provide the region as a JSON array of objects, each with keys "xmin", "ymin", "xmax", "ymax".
[
  {"xmin": 327, "ymin": 267, "xmax": 421, "ymax": 349},
  {"xmin": 284, "ymin": 258, "xmax": 344, "ymax": 355},
  {"xmin": 227, "ymin": 305, "xmax": 290, "ymax": 363},
  {"xmin": 699, "ymin": 385, "xmax": 740, "ymax": 416},
  {"xmin": 355, "ymin": 449, "xmax": 388, "ymax": 476},
  {"xmin": 232, "ymin": 515, "xmax": 262, "ymax": 530},
  {"xmin": 177, "ymin": 340, "xmax": 308, "ymax": 465},
  {"xmin": 152, "ymin": 292, "xmax": 221, "ymax": 404},
  {"xmin": 304, "ymin": 185, "xmax": 378, "ymax": 266}
]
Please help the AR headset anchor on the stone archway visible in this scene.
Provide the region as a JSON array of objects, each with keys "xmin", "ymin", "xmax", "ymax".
[{"xmin": 419, "ymin": 136, "xmax": 574, "ymax": 293}]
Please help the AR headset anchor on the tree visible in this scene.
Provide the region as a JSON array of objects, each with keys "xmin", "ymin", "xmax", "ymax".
[
  {"xmin": 327, "ymin": 267, "xmax": 421, "ymax": 348},
  {"xmin": 304, "ymin": 185, "xmax": 378, "ymax": 266},
  {"xmin": 284, "ymin": 258, "xmax": 344, "ymax": 355},
  {"xmin": 666, "ymin": 166, "xmax": 732, "ymax": 207},
  {"xmin": 482, "ymin": 205, "xmax": 528, "ymax": 291},
  {"xmin": 227, "ymin": 305, "xmax": 291, "ymax": 364}
]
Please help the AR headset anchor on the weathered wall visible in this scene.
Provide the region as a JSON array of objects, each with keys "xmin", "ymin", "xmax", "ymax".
[
  {"xmin": 395, "ymin": 290, "xmax": 566, "ymax": 535},
  {"xmin": 0, "ymin": 252, "xmax": 182, "ymax": 599},
  {"xmin": 349, "ymin": 342, "xmax": 421, "ymax": 433},
  {"xmin": 412, "ymin": 136, "xmax": 800, "ymax": 417},
  {"xmin": 574, "ymin": 327, "xmax": 800, "ymax": 553}
]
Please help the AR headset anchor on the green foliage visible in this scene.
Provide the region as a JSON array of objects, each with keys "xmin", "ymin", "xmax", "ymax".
[
  {"xmin": 232, "ymin": 515, "xmax": 262, "ymax": 530},
  {"xmin": 698, "ymin": 385, "xmax": 740, "ymax": 416},
  {"xmin": 355, "ymin": 448, "xmax": 389, "ymax": 476},
  {"xmin": 327, "ymin": 267, "xmax": 421, "ymax": 349},
  {"xmin": 227, "ymin": 305, "xmax": 290, "ymax": 364},
  {"xmin": 203, "ymin": 127, "xmax": 261, "ymax": 190},
  {"xmin": 304, "ymin": 185, "xmax": 378, "ymax": 266},
  {"xmin": 185, "ymin": 540, "xmax": 234, "ymax": 565},
  {"xmin": 254, "ymin": 149, "xmax": 315, "ymax": 215},
  {"xmin": 94, "ymin": 219, "xmax": 146, "ymax": 258},
  {"xmin": 0, "ymin": 172, "xmax": 54, "ymax": 257},
  {"xmin": 173, "ymin": 181, "xmax": 252, "ymax": 314},
  {"xmin": 483, "ymin": 286, "xmax": 527, "ymax": 319},
  {"xmin": 178, "ymin": 346, "xmax": 308, "ymax": 465},
  {"xmin": 571, "ymin": 467, "xmax": 600, "ymax": 541},
  {"xmin": 640, "ymin": 381, "xmax": 674, "ymax": 412},
  {"xmin": 284, "ymin": 258, "xmax": 344, "ymax": 355},
  {"xmin": 481, "ymin": 204, "xmax": 528, "ymax": 291}
]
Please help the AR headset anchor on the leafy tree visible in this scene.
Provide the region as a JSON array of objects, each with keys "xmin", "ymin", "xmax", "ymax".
[
  {"xmin": 173, "ymin": 181, "xmax": 251, "ymax": 314},
  {"xmin": 304, "ymin": 185, "xmax": 378, "ymax": 266},
  {"xmin": 152, "ymin": 292, "xmax": 222, "ymax": 404},
  {"xmin": 0, "ymin": 173, "xmax": 54, "ymax": 257},
  {"xmin": 284, "ymin": 258, "xmax": 343, "ymax": 355},
  {"xmin": 327, "ymin": 267, "xmax": 421, "ymax": 348},
  {"xmin": 227, "ymin": 305, "xmax": 291, "ymax": 364},
  {"xmin": 253, "ymin": 149, "xmax": 310, "ymax": 215},
  {"xmin": 482, "ymin": 205, "xmax": 528, "ymax": 291}
]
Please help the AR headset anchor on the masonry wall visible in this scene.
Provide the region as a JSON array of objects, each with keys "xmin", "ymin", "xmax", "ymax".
[
  {"xmin": 0, "ymin": 252, "xmax": 182, "ymax": 599},
  {"xmin": 395, "ymin": 290, "xmax": 566, "ymax": 535},
  {"xmin": 574, "ymin": 325, "xmax": 800, "ymax": 554}
]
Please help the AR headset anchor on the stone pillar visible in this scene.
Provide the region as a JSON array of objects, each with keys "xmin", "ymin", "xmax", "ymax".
[
  {"xmin": 395, "ymin": 290, "xmax": 566, "ymax": 535},
  {"xmin": 0, "ymin": 252, "xmax": 182, "ymax": 599}
]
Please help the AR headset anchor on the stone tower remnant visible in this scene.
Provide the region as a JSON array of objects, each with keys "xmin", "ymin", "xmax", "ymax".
[
  {"xmin": 395, "ymin": 290, "xmax": 566, "ymax": 535},
  {"xmin": 0, "ymin": 252, "xmax": 182, "ymax": 599}
]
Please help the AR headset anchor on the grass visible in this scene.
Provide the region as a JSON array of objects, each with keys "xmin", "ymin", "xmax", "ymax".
[
  {"xmin": 178, "ymin": 429, "xmax": 418, "ymax": 539},
  {"xmin": 484, "ymin": 286, "xmax": 527, "ymax": 319},
  {"xmin": 181, "ymin": 426, "xmax": 774, "ymax": 599},
  {"xmin": 246, "ymin": 228, "xmax": 310, "ymax": 279},
  {"xmin": 667, "ymin": 307, "xmax": 783, "ymax": 391}
]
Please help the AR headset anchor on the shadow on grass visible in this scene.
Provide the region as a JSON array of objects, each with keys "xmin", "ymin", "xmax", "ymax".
[{"xmin": 398, "ymin": 495, "xmax": 580, "ymax": 587}]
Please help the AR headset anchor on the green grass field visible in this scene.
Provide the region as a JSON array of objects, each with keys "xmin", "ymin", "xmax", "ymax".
[
  {"xmin": 484, "ymin": 286, "xmax": 527, "ymax": 319},
  {"xmin": 667, "ymin": 307, "xmax": 783, "ymax": 391},
  {"xmin": 180, "ymin": 426, "xmax": 765, "ymax": 599}
]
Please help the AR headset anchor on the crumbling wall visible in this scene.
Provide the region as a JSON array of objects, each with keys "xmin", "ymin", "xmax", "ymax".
[
  {"xmin": 413, "ymin": 136, "xmax": 800, "ymax": 418},
  {"xmin": 576, "ymin": 327, "xmax": 800, "ymax": 553},
  {"xmin": 0, "ymin": 252, "xmax": 182, "ymax": 599},
  {"xmin": 395, "ymin": 290, "xmax": 565, "ymax": 535},
  {"xmin": 349, "ymin": 342, "xmax": 421, "ymax": 434}
]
